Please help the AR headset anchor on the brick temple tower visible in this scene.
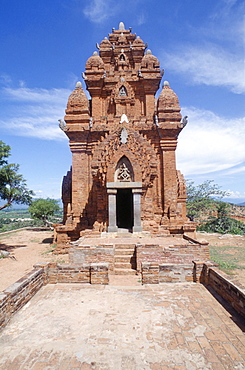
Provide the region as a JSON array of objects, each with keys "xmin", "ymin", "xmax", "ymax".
[{"xmin": 55, "ymin": 22, "xmax": 196, "ymax": 246}]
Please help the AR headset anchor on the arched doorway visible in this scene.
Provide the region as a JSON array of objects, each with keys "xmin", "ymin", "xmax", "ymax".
[{"xmin": 107, "ymin": 156, "xmax": 142, "ymax": 232}]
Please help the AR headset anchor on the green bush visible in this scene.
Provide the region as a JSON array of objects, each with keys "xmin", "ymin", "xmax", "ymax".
[{"xmin": 198, "ymin": 216, "xmax": 245, "ymax": 235}]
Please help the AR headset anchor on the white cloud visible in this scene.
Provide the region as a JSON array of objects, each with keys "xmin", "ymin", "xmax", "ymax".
[
  {"xmin": 83, "ymin": 0, "xmax": 118, "ymax": 23},
  {"xmin": 0, "ymin": 86, "xmax": 72, "ymax": 140},
  {"xmin": 224, "ymin": 165, "xmax": 245, "ymax": 176},
  {"xmin": 176, "ymin": 107, "xmax": 245, "ymax": 175},
  {"xmin": 225, "ymin": 190, "xmax": 245, "ymax": 199},
  {"xmin": 3, "ymin": 86, "xmax": 70, "ymax": 104},
  {"xmin": 162, "ymin": 46, "xmax": 245, "ymax": 94},
  {"xmin": 137, "ymin": 13, "xmax": 146, "ymax": 26},
  {"xmin": 0, "ymin": 74, "xmax": 12, "ymax": 86},
  {"xmin": 161, "ymin": 0, "xmax": 245, "ymax": 94}
]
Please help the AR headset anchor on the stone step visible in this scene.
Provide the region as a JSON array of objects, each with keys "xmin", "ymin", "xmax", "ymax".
[
  {"xmin": 114, "ymin": 268, "xmax": 137, "ymax": 275},
  {"xmin": 114, "ymin": 249, "xmax": 135, "ymax": 256},
  {"xmin": 116, "ymin": 233, "xmax": 133, "ymax": 238},
  {"xmin": 115, "ymin": 244, "xmax": 136, "ymax": 249},
  {"xmin": 114, "ymin": 262, "xmax": 136, "ymax": 269},
  {"xmin": 114, "ymin": 255, "xmax": 136, "ymax": 263}
]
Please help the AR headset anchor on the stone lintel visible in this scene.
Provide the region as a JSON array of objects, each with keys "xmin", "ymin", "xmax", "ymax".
[{"xmin": 107, "ymin": 181, "xmax": 142, "ymax": 189}]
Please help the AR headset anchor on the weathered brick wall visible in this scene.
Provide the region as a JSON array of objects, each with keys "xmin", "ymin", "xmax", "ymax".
[
  {"xmin": 69, "ymin": 245, "xmax": 114, "ymax": 271},
  {"xmin": 192, "ymin": 261, "xmax": 206, "ymax": 282},
  {"xmin": 137, "ymin": 243, "xmax": 210, "ymax": 272},
  {"xmin": 136, "ymin": 244, "xmax": 163, "ymax": 272},
  {"xmin": 159, "ymin": 264, "xmax": 193, "ymax": 283},
  {"xmin": 141, "ymin": 263, "xmax": 159, "ymax": 284},
  {"xmin": 0, "ymin": 268, "xmax": 45, "ymax": 329},
  {"xmin": 141, "ymin": 262, "xmax": 193, "ymax": 284},
  {"xmin": 91, "ymin": 263, "xmax": 109, "ymax": 284},
  {"xmin": 46, "ymin": 263, "xmax": 91, "ymax": 284},
  {"xmin": 203, "ymin": 265, "xmax": 245, "ymax": 319},
  {"xmin": 35, "ymin": 262, "xmax": 109, "ymax": 285},
  {"xmin": 0, "ymin": 262, "xmax": 109, "ymax": 329}
]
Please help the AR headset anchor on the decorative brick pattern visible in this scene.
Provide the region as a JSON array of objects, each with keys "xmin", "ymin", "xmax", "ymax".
[{"xmin": 54, "ymin": 23, "xmax": 196, "ymax": 246}]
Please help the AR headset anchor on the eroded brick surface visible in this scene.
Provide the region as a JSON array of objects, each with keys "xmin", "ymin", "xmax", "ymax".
[
  {"xmin": 0, "ymin": 282, "xmax": 244, "ymax": 369},
  {"xmin": 55, "ymin": 22, "xmax": 196, "ymax": 247}
]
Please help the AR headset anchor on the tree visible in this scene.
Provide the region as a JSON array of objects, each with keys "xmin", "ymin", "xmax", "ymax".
[
  {"xmin": 0, "ymin": 141, "xmax": 34, "ymax": 211},
  {"xmin": 186, "ymin": 180, "xmax": 229, "ymax": 221},
  {"xmin": 198, "ymin": 216, "xmax": 245, "ymax": 235},
  {"xmin": 29, "ymin": 198, "xmax": 60, "ymax": 226},
  {"xmin": 216, "ymin": 201, "xmax": 231, "ymax": 218}
]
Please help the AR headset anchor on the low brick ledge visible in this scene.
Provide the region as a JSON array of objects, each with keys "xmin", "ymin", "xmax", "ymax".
[
  {"xmin": 141, "ymin": 261, "xmax": 245, "ymax": 320},
  {"xmin": 202, "ymin": 264, "xmax": 245, "ymax": 320},
  {"xmin": 0, "ymin": 262, "xmax": 109, "ymax": 330},
  {"xmin": 0, "ymin": 267, "xmax": 44, "ymax": 329},
  {"xmin": 141, "ymin": 262, "xmax": 194, "ymax": 284},
  {"xmin": 34, "ymin": 262, "xmax": 109, "ymax": 285}
]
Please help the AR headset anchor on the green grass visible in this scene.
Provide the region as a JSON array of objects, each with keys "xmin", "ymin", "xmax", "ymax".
[{"xmin": 209, "ymin": 245, "xmax": 245, "ymax": 274}]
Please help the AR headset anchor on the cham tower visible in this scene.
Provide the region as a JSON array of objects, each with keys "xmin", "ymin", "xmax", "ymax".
[{"xmin": 55, "ymin": 22, "xmax": 196, "ymax": 248}]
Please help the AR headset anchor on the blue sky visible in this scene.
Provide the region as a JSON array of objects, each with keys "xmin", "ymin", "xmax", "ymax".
[{"xmin": 0, "ymin": 0, "xmax": 244, "ymax": 203}]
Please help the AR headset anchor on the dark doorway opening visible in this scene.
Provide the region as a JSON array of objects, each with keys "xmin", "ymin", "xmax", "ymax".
[{"xmin": 116, "ymin": 188, "xmax": 133, "ymax": 229}]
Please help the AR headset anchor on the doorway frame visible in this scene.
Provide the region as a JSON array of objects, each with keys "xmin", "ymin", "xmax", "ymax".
[{"xmin": 107, "ymin": 182, "xmax": 142, "ymax": 232}]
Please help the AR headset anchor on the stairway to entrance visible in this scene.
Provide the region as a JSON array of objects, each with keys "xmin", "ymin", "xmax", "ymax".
[{"xmin": 114, "ymin": 244, "xmax": 137, "ymax": 275}]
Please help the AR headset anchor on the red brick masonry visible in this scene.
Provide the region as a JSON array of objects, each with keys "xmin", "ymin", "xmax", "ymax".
[{"xmin": 0, "ymin": 262, "xmax": 109, "ymax": 329}]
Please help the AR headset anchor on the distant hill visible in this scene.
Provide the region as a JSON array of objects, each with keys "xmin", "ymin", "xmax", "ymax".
[
  {"xmin": 0, "ymin": 199, "xmax": 62, "ymax": 211},
  {"xmin": 238, "ymin": 202, "xmax": 245, "ymax": 207},
  {"xmin": 223, "ymin": 198, "xmax": 245, "ymax": 206}
]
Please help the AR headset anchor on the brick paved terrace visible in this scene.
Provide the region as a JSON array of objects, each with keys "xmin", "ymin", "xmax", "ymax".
[{"xmin": 0, "ymin": 281, "xmax": 244, "ymax": 369}]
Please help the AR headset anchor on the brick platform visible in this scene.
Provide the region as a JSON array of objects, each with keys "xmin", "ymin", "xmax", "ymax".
[{"xmin": 0, "ymin": 283, "xmax": 244, "ymax": 369}]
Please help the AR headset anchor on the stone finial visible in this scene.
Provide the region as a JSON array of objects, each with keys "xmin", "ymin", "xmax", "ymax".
[
  {"xmin": 157, "ymin": 81, "xmax": 181, "ymax": 122},
  {"xmin": 93, "ymin": 51, "xmax": 99, "ymax": 56},
  {"xmin": 76, "ymin": 81, "xmax": 82, "ymax": 88},
  {"xmin": 66, "ymin": 83, "xmax": 89, "ymax": 116},
  {"xmin": 146, "ymin": 49, "xmax": 152, "ymax": 55},
  {"xmin": 119, "ymin": 22, "xmax": 125, "ymax": 31}
]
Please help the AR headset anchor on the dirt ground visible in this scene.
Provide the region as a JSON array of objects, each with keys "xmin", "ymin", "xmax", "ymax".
[
  {"xmin": 197, "ymin": 231, "xmax": 245, "ymax": 287},
  {"xmin": 0, "ymin": 228, "xmax": 244, "ymax": 292},
  {"xmin": 0, "ymin": 228, "xmax": 69, "ymax": 291}
]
